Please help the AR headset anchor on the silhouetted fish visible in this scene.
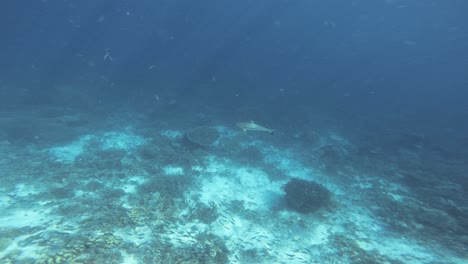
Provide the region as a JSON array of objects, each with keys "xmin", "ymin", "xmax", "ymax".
[{"xmin": 236, "ymin": 121, "xmax": 276, "ymax": 134}]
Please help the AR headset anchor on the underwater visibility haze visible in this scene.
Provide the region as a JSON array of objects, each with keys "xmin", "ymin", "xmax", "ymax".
[{"xmin": 0, "ymin": 0, "xmax": 467, "ymax": 263}]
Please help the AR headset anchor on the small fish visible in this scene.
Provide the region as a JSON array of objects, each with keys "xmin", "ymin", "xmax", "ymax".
[
  {"xmin": 236, "ymin": 121, "xmax": 276, "ymax": 134},
  {"xmin": 244, "ymin": 241, "xmax": 254, "ymax": 246}
]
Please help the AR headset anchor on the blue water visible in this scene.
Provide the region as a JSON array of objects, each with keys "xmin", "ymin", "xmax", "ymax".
[{"xmin": 0, "ymin": 1, "xmax": 467, "ymax": 263}]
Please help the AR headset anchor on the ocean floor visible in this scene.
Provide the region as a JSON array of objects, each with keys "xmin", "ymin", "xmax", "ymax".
[{"xmin": 0, "ymin": 108, "xmax": 467, "ymax": 263}]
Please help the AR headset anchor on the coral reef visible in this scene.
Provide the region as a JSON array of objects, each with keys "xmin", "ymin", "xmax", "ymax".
[
  {"xmin": 184, "ymin": 126, "xmax": 220, "ymax": 147},
  {"xmin": 283, "ymin": 178, "xmax": 331, "ymax": 214}
]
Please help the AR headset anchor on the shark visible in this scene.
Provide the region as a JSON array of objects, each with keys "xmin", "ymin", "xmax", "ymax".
[{"xmin": 236, "ymin": 121, "xmax": 276, "ymax": 134}]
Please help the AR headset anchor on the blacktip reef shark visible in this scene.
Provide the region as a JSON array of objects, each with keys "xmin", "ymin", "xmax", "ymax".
[{"xmin": 236, "ymin": 121, "xmax": 277, "ymax": 134}]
